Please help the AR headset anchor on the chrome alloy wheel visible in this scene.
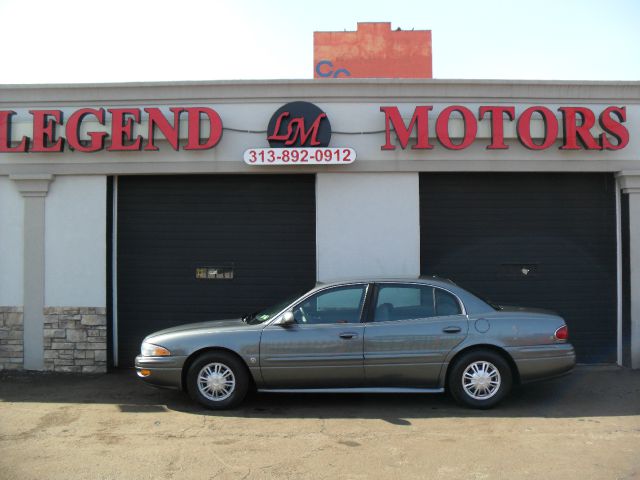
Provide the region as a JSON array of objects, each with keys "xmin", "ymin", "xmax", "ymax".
[
  {"xmin": 197, "ymin": 362, "xmax": 236, "ymax": 401},
  {"xmin": 462, "ymin": 361, "xmax": 502, "ymax": 400}
]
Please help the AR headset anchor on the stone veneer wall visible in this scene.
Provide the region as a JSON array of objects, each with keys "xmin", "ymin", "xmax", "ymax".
[
  {"xmin": 0, "ymin": 307, "xmax": 24, "ymax": 370},
  {"xmin": 43, "ymin": 307, "xmax": 107, "ymax": 373}
]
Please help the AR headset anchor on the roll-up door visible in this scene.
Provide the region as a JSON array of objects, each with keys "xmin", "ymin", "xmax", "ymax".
[
  {"xmin": 420, "ymin": 173, "xmax": 617, "ymax": 363},
  {"xmin": 116, "ymin": 175, "xmax": 316, "ymax": 366}
]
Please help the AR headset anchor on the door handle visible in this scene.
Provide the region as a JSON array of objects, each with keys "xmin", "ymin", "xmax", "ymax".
[
  {"xmin": 339, "ymin": 332, "xmax": 358, "ymax": 339},
  {"xmin": 442, "ymin": 326, "xmax": 462, "ymax": 334}
]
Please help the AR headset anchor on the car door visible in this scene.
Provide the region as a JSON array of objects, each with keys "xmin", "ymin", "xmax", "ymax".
[
  {"xmin": 363, "ymin": 283, "xmax": 468, "ymax": 388},
  {"xmin": 260, "ymin": 283, "xmax": 369, "ymax": 388}
]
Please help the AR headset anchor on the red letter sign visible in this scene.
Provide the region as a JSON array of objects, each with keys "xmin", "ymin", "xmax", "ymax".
[
  {"xmin": 184, "ymin": 107, "xmax": 223, "ymax": 150},
  {"xmin": 380, "ymin": 106, "xmax": 433, "ymax": 150},
  {"xmin": 107, "ymin": 108, "xmax": 142, "ymax": 151},
  {"xmin": 30, "ymin": 110, "xmax": 64, "ymax": 152},
  {"xmin": 145, "ymin": 107, "xmax": 184, "ymax": 151},
  {"xmin": 559, "ymin": 107, "xmax": 601, "ymax": 150},
  {"xmin": 479, "ymin": 106, "xmax": 515, "ymax": 150},
  {"xmin": 0, "ymin": 111, "xmax": 29, "ymax": 152},
  {"xmin": 435, "ymin": 106, "xmax": 477, "ymax": 150},
  {"xmin": 599, "ymin": 106, "xmax": 628, "ymax": 150},
  {"xmin": 516, "ymin": 106, "xmax": 558, "ymax": 150},
  {"xmin": 267, "ymin": 112, "xmax": 327, "ymax": 146},
  {"xmin": 66, "ymin": 108, "xmax": 107, "ymax": 152}
]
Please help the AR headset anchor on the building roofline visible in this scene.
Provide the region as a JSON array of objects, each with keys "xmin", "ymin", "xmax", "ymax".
[
  {"xmin": 1, "ymin": 78, "xmax": 640, "ymax": 90},
  {"xmin": 1, "ymin": 78, "xmax": 639, "ymax": 106}
]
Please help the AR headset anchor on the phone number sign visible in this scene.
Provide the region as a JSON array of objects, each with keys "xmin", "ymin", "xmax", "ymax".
[{"xmin": 243, "ymin": 147, "xmax": 356, "ymax": 165}]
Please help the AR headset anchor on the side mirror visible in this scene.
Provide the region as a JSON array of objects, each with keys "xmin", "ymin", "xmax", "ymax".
[{"xmin": 277, "ymin": 311, "xmax": 295, "ymax": 327}]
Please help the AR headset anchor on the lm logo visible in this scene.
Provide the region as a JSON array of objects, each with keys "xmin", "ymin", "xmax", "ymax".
[{"xmin": 267, "ymin": 102, "xmax": 332, "ymax": 148}]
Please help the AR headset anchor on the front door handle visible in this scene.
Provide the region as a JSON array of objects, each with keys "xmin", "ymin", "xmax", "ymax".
[
  {"xmin": 442, "ymin": 326, "xmax": 462, "ymax": 334},
  {"xmin": 339, "ymin": 332, "xmax": 358, "ymax": 339}
]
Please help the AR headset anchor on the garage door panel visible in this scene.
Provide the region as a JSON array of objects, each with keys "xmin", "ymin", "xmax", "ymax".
[
  {"xmin": 420, "ymin": 173, "xmax": 616, "ymax": 363},
  {"xmin": 117, "ymin": 174, "xmax": 316, "ymax": 367}
]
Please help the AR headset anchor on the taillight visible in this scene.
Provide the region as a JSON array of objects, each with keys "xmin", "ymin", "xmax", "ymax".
[{"xmin": 554, "ymin": 325, "xmax": 569, "ymax": 340}]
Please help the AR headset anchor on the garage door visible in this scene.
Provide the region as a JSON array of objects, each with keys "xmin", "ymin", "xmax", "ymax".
[
  {"xmin": 420, "ymin": 173, "xmax": 617, "ymax": 363},
  {"xmin": 116, "ymin": 175, "xmax": 316, "ymax": 367}
]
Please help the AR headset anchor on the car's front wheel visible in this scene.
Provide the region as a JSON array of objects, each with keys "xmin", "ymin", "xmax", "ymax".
[
  {"xmin": 186, "ymin": 351, "xmax": 249, "ymax": 409},
  {"xmin": 448, "ymin": 350, "xmax": 513, "ymax": 409}
]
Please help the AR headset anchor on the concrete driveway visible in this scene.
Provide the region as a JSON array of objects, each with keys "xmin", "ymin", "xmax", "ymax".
[{"xmin": 1, "ymin": 366, "xmax": 639, "ymax": 480}]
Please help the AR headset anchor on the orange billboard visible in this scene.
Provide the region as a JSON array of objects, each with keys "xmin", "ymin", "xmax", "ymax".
[{"xmin": 314, "ymin": 22, "xmax": 432, "ymax": 79}]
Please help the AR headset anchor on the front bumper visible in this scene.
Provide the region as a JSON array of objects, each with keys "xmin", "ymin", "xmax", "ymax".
[
  {"xmin": 506, "ymin": 343, "xmax": 576, "ymax": 383},
  {"xmin": 135, "ymin": 355, "xmax": 187, "ymax": 389}
]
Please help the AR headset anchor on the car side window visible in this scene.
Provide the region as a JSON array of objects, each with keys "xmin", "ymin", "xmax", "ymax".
[
  {"xmin": 374, "ymin": 285, "xmax": 435, "ymax": 322},
  {"xmin": 374, "ymin": 285, "xmax": 462, "ymax": 321},
  {"xmin": 292, "ymin": 285, "xmax": 366, "ymax": 324},
  {"xmin": 435, "ymin": 288, "xmax": 462, "ymax": 316}
]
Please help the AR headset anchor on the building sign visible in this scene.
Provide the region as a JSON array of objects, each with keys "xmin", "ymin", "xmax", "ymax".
[
  {"xmin": 1, "ymin": 102, "xmax": 630, "ymax": 157},
  {"xmin": 0, "ymin": 107, "xmax": 223, "ymax": 152},
  {"xmin": 380, "ymin": 105, "xmax": 629, "ymax": 151},
  {"xmin": 315, "ymin": 60, "xmax": 351, "ymax": 78},
  {"xmin": 195, "ymin": 266, "xmax": 234, "ymax": 280},
  {"xmin": 243, "ymin": 101, "xmax": 356, "ymax": 165},
  {"xmin": 267, "ymin": 101, "xmax": 331, "ymax": 148}
]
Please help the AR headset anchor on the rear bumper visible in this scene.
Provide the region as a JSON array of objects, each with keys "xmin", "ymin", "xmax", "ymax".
[
  {"xmin": 506, "ymin": 343, "xmax": 576, "ymax": 384},
  {"xmin": 134, "ymin": 355, "xmax": 187, "ymax": 389}
]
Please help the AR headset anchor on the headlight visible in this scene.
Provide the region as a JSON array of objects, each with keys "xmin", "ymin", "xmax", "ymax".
[{"xmin": 141, "ymin": 342, "xmax": 171, "ymax": 357}]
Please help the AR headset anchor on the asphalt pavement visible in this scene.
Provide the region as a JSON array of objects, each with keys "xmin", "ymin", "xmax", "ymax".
[{"xmin": 0, "ymin": 365, "xmax": 639, "ymax": 480}]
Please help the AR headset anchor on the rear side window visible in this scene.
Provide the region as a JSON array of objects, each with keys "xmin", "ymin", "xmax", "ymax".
[
  {"xmin": 374, "ymin": 284, "xmax": 462, "ymax": 322},
  {"xmin": 435, "ymin": 288, "xmax": 462, "ymax": 316}
]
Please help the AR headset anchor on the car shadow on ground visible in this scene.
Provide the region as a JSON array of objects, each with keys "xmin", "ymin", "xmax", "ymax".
[{"xmin": 1, "ymin": 366, "xmax": 638, "ymax": 421}]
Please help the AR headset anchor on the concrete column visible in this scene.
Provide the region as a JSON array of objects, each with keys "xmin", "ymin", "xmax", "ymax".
[
  {"xmin": 618, "ymin": 171, "xmax": 640, "ymax": 369},
  {"xmin": 10, "ymin": 174, "xmax": 54, "ymax": 370}
]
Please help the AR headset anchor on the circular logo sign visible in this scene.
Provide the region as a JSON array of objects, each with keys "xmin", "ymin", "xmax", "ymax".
[{"xmin": 267, "ymin": 101, "xmax": 332, "ymax": 148}]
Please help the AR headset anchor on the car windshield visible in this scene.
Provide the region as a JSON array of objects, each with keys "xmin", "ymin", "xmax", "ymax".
[{"xmin": 244, "ymin": 294, "xmax": 302, "ymax": 325}]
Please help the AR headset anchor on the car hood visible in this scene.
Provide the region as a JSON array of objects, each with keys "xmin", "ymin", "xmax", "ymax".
[
  {"xmin": 497, "ymin": 305, "xmax": 560, "ymax": 316},
  {"xmin": 145, "ymin": 318, "xmax": 253, "ymax": 340}
]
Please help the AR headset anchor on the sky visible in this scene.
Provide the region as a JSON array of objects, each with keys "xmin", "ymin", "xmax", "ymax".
[{"xmin": 0, "ymin": 0, "xmax": 639, "ymax": 84}]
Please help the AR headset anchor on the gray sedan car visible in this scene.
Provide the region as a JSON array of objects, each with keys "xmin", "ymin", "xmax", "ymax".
[{"xmin": 135, "ymin": 278, "xmax": 575, "ymax": 409}]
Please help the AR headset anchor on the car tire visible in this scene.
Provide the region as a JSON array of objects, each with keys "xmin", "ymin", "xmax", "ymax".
[
  {"xmin": 186, "ymin": 351, "xmax": 249, "ymax": 410},
  {"xmin": 448, "ymin": 350, "xmax": 513, "ymax": 409}
]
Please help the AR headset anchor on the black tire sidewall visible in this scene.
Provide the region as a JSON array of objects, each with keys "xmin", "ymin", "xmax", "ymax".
[
  {"xmin": 186, "ymin": 352, "xmax": 249, "ymax": 409},
  {"xmin": 449, "ymin": 350, "xmax": 512, "ymax": 409}
]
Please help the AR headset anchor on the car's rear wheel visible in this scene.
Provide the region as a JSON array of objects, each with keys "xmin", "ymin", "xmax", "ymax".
[
  {"xmin": 186, "ymin": 351, "xmax": 249, "ymax": 409},
  {"xmin": 448, "ymin": 350, "xmax": 512, "ymax": 409}
]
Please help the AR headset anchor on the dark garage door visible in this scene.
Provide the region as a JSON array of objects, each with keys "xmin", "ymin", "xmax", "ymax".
[
  {"xmin": 420, "ymin": 173, "xmax": 617, "ymax": 363},
  {"xmin": 116, "ymin": 175, "xmax": 316, "ymax": 366}
]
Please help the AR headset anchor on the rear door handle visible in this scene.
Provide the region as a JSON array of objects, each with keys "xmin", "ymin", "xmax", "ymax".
[
  {"xmin": 339, "ymin": 332, "xmax": 358, "ymax": 339},
  {"xmin": 442, "ymin": 326, "xmax": 462, "ymax": 334}
]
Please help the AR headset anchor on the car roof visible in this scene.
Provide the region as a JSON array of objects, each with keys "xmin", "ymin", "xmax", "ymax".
[{"xmin": 315, "ymin": 276, "xmax": 458, "ymax": 289}]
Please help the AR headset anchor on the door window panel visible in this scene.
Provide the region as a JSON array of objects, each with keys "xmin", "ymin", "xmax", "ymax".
[
  {"xmin": 374, "ymin": 285, "xmax": 462, "ymax": 321},
  {"xmin": 293, "ymin": 285, "xmax": 366, "ymax": 324},
  {"xmin": 374, "ymin": 285, "xmax": 435, "ymax": 321}
]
